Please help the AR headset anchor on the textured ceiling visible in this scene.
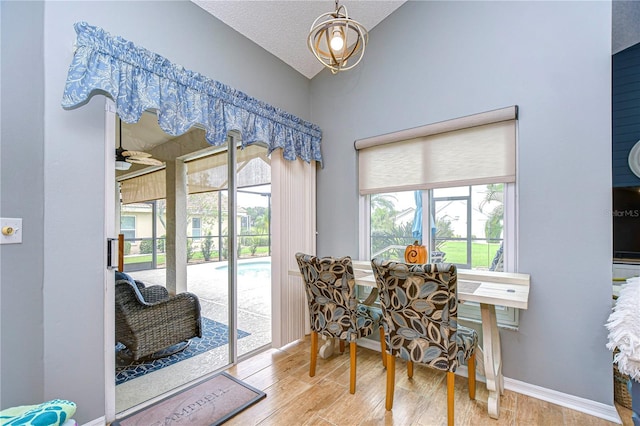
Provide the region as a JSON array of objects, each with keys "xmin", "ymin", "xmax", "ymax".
[{"xmin": 191, "ymin": 0, "xmax": 407, "ymax": 79}]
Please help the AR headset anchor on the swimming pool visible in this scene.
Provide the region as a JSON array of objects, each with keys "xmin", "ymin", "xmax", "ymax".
[{"xmin": 214, "ymin": 260, "xmax": 271, "ymax": 279}]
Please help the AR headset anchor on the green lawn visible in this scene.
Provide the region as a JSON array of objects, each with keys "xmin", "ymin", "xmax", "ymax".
[
  {"xmin": 124, "ymin": 246, "xmax": 270, "ymax": 265},
  {"xmin": 437, "ymin": 241, "xmax": 502, "ymax": 268},
  {"xmin": 124, "ymin": 254, "xmax": 166, "ymax": 264}
]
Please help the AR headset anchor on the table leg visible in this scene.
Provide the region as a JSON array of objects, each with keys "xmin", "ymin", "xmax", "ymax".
[
  {"xmin": 480, "ymin": 303, "xmax": 503, "ymax": 419},
  {"xmin": 318, "ymin": 336, "xmax": 335, "ymax": 359}
]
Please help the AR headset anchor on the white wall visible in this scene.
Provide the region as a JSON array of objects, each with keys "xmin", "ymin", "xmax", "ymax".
[
  {"xmin": 0, "ymin": 0, "xmax": 46, "ymax": 407},
  {"xmin": 2, "ymin": 1, "xmax": 310, "ymax": 422},
  {"xmin": 312, "ymin": 0, "xmax": 613, "ymax": 404}
]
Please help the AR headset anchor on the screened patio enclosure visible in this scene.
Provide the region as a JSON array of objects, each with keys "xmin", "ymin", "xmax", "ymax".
[{"xmin": 118, "ymin": 137, "xmax": 272, "ymax": 273}]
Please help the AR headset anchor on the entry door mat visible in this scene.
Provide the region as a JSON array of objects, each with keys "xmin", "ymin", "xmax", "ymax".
[
  {"xmin": 112, "ymin": 372, "xmax": 266, "ymax": 426},
  {"xmin": 116, "ymin": 317, "xmax": 250, "ymax": 385}
]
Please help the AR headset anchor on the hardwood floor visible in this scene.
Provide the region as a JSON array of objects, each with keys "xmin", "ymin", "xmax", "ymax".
[{"xmin": 223, "ymin": 336, "xmax": 633, "ymax": 426}]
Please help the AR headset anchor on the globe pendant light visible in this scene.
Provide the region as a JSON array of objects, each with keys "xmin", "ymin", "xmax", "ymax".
[{"xmin": 307, "ymin": 0, "xmax": 368, "ymax": 74}]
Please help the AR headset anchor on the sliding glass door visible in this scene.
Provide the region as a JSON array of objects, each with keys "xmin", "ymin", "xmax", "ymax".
[
  {"xmin": 235, "ymin": 144, "xmax": 272, "ymax": 358},
  {"xmin": 115, "ymin": 123, "xmax": 271, "ymax": 412},
  {"xmin": 186, "ymin": 137, "xmax": 272, "ymax": 361}
]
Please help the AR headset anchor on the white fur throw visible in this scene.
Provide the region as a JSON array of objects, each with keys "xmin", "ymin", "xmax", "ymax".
[{"xmin": 607, "ymin": 276, "xmax": 640, "ymax": 381}]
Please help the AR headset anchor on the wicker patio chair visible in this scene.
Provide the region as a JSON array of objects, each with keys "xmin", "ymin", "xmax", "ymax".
[{"xmin": 115, "ymin": 279, "xmax": 202, "ymax": 361}]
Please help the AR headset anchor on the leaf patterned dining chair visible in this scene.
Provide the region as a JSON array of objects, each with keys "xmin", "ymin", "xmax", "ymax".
[
  {"xmin": 295, "ymin": 252, "xmax": 386, "ymax": 394},
  {"xmin": 371, "ymin": 258, "xmax": 478, "ymax": 426}
]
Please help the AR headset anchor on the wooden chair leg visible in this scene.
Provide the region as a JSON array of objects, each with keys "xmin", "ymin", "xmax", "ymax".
[
  {"xmin": 339, "ymin": 339, "xmax": 345, "ymax": 353},
  {"xmin": 350, "ymin": 341, "xmax": 357, "ymax": 394},
  {"xmin": 310, "ymin": 331, "xmax": 318, "ymax": 377},
  {"xmin": 386, "ymin": 353, "xmax": 396, "ymax": 410},
  {"xmin": 447, "ymin": 371, "xmax": 455, "ymax": 426},
  {"xmin": 379, "ymin": 327, "xmax": 386, "ymax": 368},
  {"xmin": 468, "ymin": 352, "xmax": 476, "ymax": 400},
  {"xmin": 407, "ymin": 360, "xmax": 414, "ymax": 378}
]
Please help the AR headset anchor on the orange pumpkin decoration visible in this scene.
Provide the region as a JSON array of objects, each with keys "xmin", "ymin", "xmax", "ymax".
[{"xmin": 404, "ymin": 240, "xmax": 427, "ymax": 264}]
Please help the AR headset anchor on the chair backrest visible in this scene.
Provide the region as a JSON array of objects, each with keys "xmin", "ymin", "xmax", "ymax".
[
  {"xmin": 295, "ymin": 252, "xmax": 358, "ymax": 341},
  {"xmin": 115, "ymin": 279, "xmax": 149, "ymax": 308},
  {"xmin": 371, "ymin": 258, "xmax": 460, "ymax": 372}
]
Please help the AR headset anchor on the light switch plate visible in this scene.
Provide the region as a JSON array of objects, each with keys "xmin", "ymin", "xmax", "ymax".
[{"xmin": 0, "ymin": 218, "xmax": 22, "ymax": 244}]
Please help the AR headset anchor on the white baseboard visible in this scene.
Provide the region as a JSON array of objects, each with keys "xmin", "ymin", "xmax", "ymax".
[
  {"xmin": 82, "ymin": 416, "xmax": 106, "ymax": 426},
  {"xmin": 504, "ymin": 377, "xmax": 622, "ymax": 424},
  {"xmin": 357, "ymin": 338, "xmax": 622, "ymax": 424}
]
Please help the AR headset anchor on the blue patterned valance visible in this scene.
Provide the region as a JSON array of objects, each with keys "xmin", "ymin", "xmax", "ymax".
[{"xmin": 61, "ymin": 22, "xmax": 323, "ymax": 164}]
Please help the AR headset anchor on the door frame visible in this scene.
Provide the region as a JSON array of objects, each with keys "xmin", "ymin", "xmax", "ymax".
[
  {"xmin": 101, "ymin": 101, "xmax": 312, "ymax": 423},
  {"xmin": 104, "ymin": 101, "xmax": 117, "ymax": 424}
]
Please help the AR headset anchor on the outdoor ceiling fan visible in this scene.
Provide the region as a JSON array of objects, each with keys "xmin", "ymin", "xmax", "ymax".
[{"xmin": 116, "ymin": 119, "xmax": 163, "ymax": 171}]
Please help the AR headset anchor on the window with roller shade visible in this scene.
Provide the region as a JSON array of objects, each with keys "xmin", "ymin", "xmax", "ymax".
[{"xmin": 356, "ymin": 106, "xmax": 519, "ymax": 328}]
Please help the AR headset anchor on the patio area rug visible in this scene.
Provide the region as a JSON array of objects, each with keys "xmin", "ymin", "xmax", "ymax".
[
  {"xmin": 112, "ymin": 372, "xmax": 266, "ymax": 426},
  {"xmin": 116, "ymin": 317, "xmax": 249, "ymax": 385}
]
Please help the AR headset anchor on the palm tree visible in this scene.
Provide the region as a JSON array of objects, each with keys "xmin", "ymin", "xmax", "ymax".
[
  {"xmin": 253, "ymin": 211, "xmax": 269, "ymax": 234},
  {"xmin": 371, "ymin": 194, "xmax": 398, "ymax": 234},
  {"xmin": 479, "ymin": 184, "xmax": 504, "ymax": 242}
]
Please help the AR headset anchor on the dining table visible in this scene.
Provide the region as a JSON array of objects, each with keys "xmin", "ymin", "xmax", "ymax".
[{"xmin": 351, "ymin": 260, "xmax": 530, "ymax": 420}]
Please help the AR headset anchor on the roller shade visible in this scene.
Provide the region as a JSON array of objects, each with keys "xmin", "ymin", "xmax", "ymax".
[
  {"xmin": 120, "ymin": 170, "xmax": 165, "ymax": 204},
  {"xmin": 355, "ymin": 106, "xmax": 517, "ymax": 195},
  {"xmin": 186, "ymin": 144, "xmax": 270, "ymax": 194},
  {"xmin": 120, "ymin": 145, "xmax": 271, "ymax": 204}
]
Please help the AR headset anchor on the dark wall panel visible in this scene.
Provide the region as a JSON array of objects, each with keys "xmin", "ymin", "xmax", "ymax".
[{"xmin": 613, "ymin": 42, "xmax": 640, "ymax": 187}]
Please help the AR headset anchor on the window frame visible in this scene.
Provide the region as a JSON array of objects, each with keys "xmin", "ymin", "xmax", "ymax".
[
  {"xmin": 191, "ymin": 217, "xmax": 202, "ymax": 238},
  {"xmin": 359, "ymin": 182, "xmax": 520, "ymax": 329},
  {"xmin": 120, "ymin": 215, "xmax": 136, "ymax": 240}
]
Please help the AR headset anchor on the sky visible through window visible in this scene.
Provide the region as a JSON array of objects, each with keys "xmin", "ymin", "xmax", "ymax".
[{"xmin": 388, "ymin": 186, "xmax": 501, "ymax": 240}]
